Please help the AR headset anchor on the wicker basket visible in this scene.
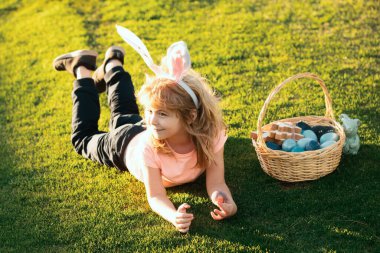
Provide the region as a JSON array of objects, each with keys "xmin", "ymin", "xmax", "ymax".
[{"xmin": 252, "ymin": 73, "xmax": 346, "ymax": 182}]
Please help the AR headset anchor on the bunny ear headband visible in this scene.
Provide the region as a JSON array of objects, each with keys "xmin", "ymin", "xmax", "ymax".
[{"xmin": 116, "ymin": 25, "xmax": 199, "ymax": 109}]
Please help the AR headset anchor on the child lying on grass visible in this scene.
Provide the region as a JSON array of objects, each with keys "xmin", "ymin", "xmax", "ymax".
[{"xmin": 53, "ymin": 26, "xmax": 237, "ymax": 233}]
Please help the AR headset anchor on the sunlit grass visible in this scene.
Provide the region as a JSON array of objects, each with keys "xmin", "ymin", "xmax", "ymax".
[{"xmin": 0, "ymin": 0, "xmax": 379, "ymax": 252}]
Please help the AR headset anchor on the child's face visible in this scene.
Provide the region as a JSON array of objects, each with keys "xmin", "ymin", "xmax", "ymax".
[{"xmin": 144, "ymin": 106, "xmax": 188, "ymax": 141}]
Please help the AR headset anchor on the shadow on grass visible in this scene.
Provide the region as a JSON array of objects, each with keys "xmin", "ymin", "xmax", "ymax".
[
  {"xmin": 0, "ymin": 0, "xmax": 22, "ymax": 19},
  {"xmin": 1, "ymin": 116, "xmax": 378, "ymax": 252},
  {"xmin": 0, "ymin": 104, "xmax": 64, "ymax": 251},
  {"xmin": 167, "ymin": 136, "xmax": 380, "ymax": 251}
]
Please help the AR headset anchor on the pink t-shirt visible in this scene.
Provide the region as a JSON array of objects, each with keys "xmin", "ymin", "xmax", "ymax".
[{"xmin": 124, "ymin": 130, "xmax": 227, "ymax": 187}]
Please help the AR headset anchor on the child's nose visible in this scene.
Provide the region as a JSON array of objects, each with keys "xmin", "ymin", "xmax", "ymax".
[{"xmin": 149, "ymin": 113, "xmax": 158, "ymax": 125}]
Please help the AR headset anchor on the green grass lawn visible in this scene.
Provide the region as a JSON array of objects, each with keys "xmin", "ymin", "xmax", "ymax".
[{"xmin": 0, "ymin": 0, "xmax": 379, "ymax": 252}]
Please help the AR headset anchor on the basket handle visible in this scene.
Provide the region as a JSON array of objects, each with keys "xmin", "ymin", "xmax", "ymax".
[{"xmin": 257, "ymin": 73, "xmax": 335, "ymax": 145}]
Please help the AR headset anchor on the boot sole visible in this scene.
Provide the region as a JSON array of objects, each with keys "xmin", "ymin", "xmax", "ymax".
[{"xmin": 53, "ymin": 50, "xmax": 98, "ymax": 64}]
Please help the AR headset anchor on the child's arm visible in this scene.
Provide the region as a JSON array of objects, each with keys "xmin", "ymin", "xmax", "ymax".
[
  {"xmin": 206, "ymin": 147, "xmax": 237, "ymax": 220},
  {"xmin": 142, "ymin": 165, "xmax": 194, "ymax": 233}
]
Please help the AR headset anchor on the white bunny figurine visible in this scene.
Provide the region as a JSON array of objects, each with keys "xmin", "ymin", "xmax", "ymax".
[{"xmin": 339, "ymin": 114, "xmax": 360, "ymax": 155}]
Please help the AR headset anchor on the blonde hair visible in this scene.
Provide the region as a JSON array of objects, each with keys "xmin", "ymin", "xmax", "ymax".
[{"xmin": 138, "ymin": 69, "xmax": 226, "ymax": 169}]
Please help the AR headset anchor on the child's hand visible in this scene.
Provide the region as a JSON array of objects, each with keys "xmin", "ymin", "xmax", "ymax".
[
  {"xmin": 174, "ymin": 203, "xmax": 194, "ymax": 233},
  {"xmin": 210, "ymin": 191, "xmax": 237, "ymax": 221}
]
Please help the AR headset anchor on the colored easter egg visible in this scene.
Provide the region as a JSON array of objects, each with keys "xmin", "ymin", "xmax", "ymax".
[
  {"xmin": 296, "ymin": 138, "xmax": 313, "ymax": 149},
  {"xmin": 296, "ymin": 121, "xmax": 312, "ymax": 131},
  {"xmin": 302, "ymin": 130, "xmax": 318, "ymax": 142},
  {"xmin": 320, "ymin": 132, "xmax": 340, "ymax": 144},
  {"xmin": 266, "ymin": 141, "xmax": 281, "ymax": 150},
  {"xmin": 291, "ymin": 146, "xmax": 304, "ymax": 152},
  {"xmin": 282, "ymin": 139, "xmax": 297, "ymax": 152},
  {"xmin": 305, "ymin": 140, "xmax": 321, "ymax": 151},
  {"xmin": 320, "ymin": 140, "xmax": 336, "ymax": 149},
  {"xmin": 311, "ymin": 125, "xmax": 335, "ymax": 140}
]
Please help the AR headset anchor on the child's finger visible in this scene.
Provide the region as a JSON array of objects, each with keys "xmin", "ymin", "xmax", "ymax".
[
  {"xmin": 177, "ymin": 203, "xmax": 191, "ymax": 213},
  {"xmin": 176, "ymin": 212, "xmax": 193, "ymax": 219},
  {"xmin": 213, "ymin": 208, "xmax": 226, "ymax": 218},
  {"xmin": 217, "ymin": 202, "xmax": 232, "ymax": 214},
  {"xmin": 176, "ymin": 216, "xmax": 194, "ymax": 224},
  {"xmin": 178, "ymin": 228, "xmax": 189, "ymax": 234},
  {"xmin": 210, "ymin": 211, "xmax": 223, "ymax": 220},
  {"xmin": 176, "ymin": 221, "xmax": 191, "ymax": 230},
  {"xmin": 214, "ymin": 208, "xmax": 225, "ymax": 216}
]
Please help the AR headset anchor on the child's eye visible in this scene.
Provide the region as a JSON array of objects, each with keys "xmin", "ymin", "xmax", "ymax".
[{"xmin": 159, "ymin": 112, "xmax": 167, "ymax": 117}]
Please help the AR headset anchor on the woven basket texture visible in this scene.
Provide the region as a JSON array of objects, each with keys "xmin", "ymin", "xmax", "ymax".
[{"xmin": 252, "ymin": 73, "xmax": 346, "ymax": 182}]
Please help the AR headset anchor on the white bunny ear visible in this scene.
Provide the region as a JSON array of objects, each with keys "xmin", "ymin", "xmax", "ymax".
[
  {"xmin": 166, "ymin": 41, "xmax": 191, "ymax": 81},
  {"xmin": 116, "ymin": 25, "xmax": 162, "ymax": 75},
  {"xmin": 116, "ymin": 26, "xmax": 199, "ymax": 108},
  {"xmin": 165, "ymin": 41, "xmax": 199, "ymax": 108}
]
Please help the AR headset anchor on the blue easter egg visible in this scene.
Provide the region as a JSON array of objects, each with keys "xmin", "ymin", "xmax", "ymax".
[
  {"xmin": 297, "ymin": 138, "xmax": 313, "ymax": 149},
  {"xmin": 320, "ymin": 140, "xmax": 336, "ymax": 149},
  {"xmin": 296, "ymin": 121, "xmax": 312, "ymax": 131},
  {"xmin": 266, "ymin": 141, "xmax": 281, "ymax": 150},
  {"xmin": 282, "ymin": 139, "xmax": 297, "ymax": 152},
  {"xmin": 320, "ymin": 132, "xmax": 340, "ymax": 144},
  {"xmin": 305, "ymin": 140, "xmax": 321, "ymax": 151},
  {"xmin": 302, "ymin": 130, "xmax": 318, "ymax": 142},
  {"xmin": 291, "ymin": 146, "xmax": 304, "ymax": 152}
]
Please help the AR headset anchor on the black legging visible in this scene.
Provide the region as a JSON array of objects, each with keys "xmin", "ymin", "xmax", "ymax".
[{"xmin": 71, "ymin": 66, "xmax": 145, "ymax": 170}]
